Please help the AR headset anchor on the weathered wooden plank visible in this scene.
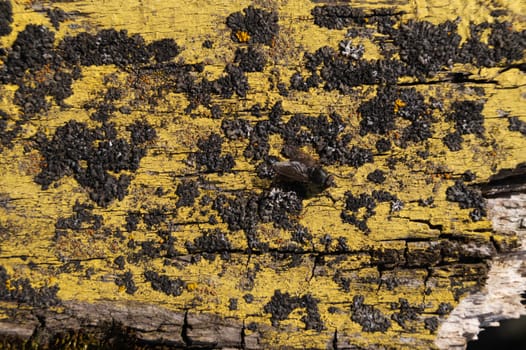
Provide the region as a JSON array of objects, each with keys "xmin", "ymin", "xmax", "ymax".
[{"xmin": 0, "ymin": 0, "xmax": 524, "ymax": 349}]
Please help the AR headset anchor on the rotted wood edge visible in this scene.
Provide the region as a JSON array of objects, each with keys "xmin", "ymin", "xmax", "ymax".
[{"xmin": 436, "ymin": 192, "xmax": 526, "ymax": 349}]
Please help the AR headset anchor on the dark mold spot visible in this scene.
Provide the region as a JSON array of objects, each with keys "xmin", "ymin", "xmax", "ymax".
[
  {"xmin": 144, "ymin": 271, "xmax": 185, "ymax": 297},
  {"xmin": 143, "ymin": 207, "xmax": 167, "ymax": 229},
  {"xmin": 461, "ymin": 21, "xmax": 526, "ymax": 67},
  {"xmin": 0, "ymin": 265, "xmax": 60, "ymax": 307},
  {"xmin": 446, "ymin": 180, "xmax": 486, "ymax": 221},
  {"xmin": 3, "ymin": 24, "xmax": 56, "ymax": 78},
  {"xmin": 115, "ymin": 271, "xmax": 137, "ymax": 295},
  {"xmin": 358, "ymin": 87, "xmax": 397, "ymax": 135},
  {"xmin": 350, "ymin": 295, "xmax": 391, "ymax": 332},
  {"xmin": 175, "ymin": 180, "xmax": 200, "ymax": 208},
  {"xmin": 263, "ymin": 290, "xmax": 324, "ymax": 331},
  {"xmin": 0, "ymin": 109, "xmax": 18, "ymax": 151},
  {"xmin": 462, "ymin": 170, "xmax": 476, "ymax": 182},
  {"xmin": 226, "ymin": 6, "xmax": 279, "ymax": 46},
  {"xmin": 258, "ymin": 189, "xmax": 302, "ymax": 229},
  {"xmin": 213, "ymin": 192, "xmax": 260, "ymax": 234},
  {"xmin": 127, "ymin": 120, "xmax": 157, "ymax": 145}
]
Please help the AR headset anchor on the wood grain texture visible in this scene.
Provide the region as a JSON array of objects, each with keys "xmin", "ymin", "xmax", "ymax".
[{"xmin": 0, "ymin": 0, "xmax": 524, "ymax": 349}]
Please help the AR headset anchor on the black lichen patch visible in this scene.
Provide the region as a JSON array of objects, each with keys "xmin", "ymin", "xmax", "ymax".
[
  {"xmin": 0, "ymin": 24, "xmax": 76, "ymax": 124},
  {"xmin": 357, "ymin": 87, "xmax": 436, "ymax": 147},
  {"xmin": 184, "ymin": 229, "xmax": 232, "ymax": 261},
  {"xmin": 390, "ymin": 298, "xmax": 423, "ymax": 331},
  {"xmin": 241, "ymin": 103, "xmax": 372, "ymax": 170},
  {"xmin": 318, "ymin": 50, "xmax": 404, "ymax": 90},
  {"xmin": 58, "ymin": 29, "xmax": 153, "ymax": 67},
  {"xmin": 234, "ymin": 46, "xmax": 267, "ymax": 72},
  {"xmin": 213, "ymin": 188, "xmax": 304, "ymax": 251},
  {"xmin": 508, "ymin": 116, "xmax": 526, "ymax": 136},
  {"xmin": 175, "ymin": 180, "xmax": 199, "ymax": 208},
  {"xmin": 221, "ymin": 118, "xmax": 252, "ymax": 140},
  {"xmin": 0, "ymin": 265, "xmax": 60, "ymax": 307},
  {"xmin": 258, "ymin": 188, "xmax": 302, "ymax": 230},
  {"xmin": 115, "ymin": 271, "xmax": 138, "ymax": 295},
  {"xmin": 446, "ymin": 180, "xmax": 486, "ymax": 221},
  {"xmin": 0, "ymin": 109, "xmax": 19, "ymax": 151},
  {"xmin": 216, "ymin": 64, "xmax": 250, "ymax": 98},
  {"xmin": 143, "ymin": 271, "xmax": 185, "ymax": 297},
  {"xmin": 226, "ymin": 6, "xmax": 279, "ymax": 45},
  {"xmin": 0, "ymin": 0, "xmax": 13, "ymax": 36},
  {"xmin": 125, "ymin": 211, "xmax": 141, "ymax": 232},
  {"xmin": 114, "ymin": 256, "xmax": 126, "ymax": 270},
  {"xmin": 213, "ymin": 192, "xmax": 260, "ymax": 234},
  {"xmin": 263, "ymin": 290, "xmax": 324, "ymax": 331},
  {"xmin": 311, "ymin": 5, "xmax": 366, "ymax": 29},
  {"xmin": 446, "ymin": 101, "xmax": 485, "ymax": 138},
  {"xmin": 229, "ymin": 298, "xmax": 238, "ymax": 310},
  {"xmin": 383, "ymin": 19, "xmax": 461, "ymax": 78},
  {"xmin": 442, "ymin": 131, "xmax": 463, "ymax": 152},
  {"xmin": 2, "ymin": 24, "xmax": 57, "ymax": 79},
  {"xmin": 350, "ymin": 295, "xmax": 391, "ymax": 332},
  {"xmin": 192, "ymin": 133, "xmax": 235, "ymax": 173},
  {"xmin": 147, "ymin": 38, "xmax": 180, "ymax": 63},
  {"xmin": 34, "ymin": 120, "xmax": 156, "ymax": 206},
  {"xmin": 46, "ymin": 7, "xmax": 68, "ymax": 30},
  {"xmin": 375, "ymin": 138, "xmax": 392, "ymax": 153},
  {"xmin": 424, "ymin": 317, "xmax": 439, "ymax": 333},
  {"xmin": 340, "ymin": 191, "xmax": 376, "ymax": 233},
  {"xmin": 461, "ymin": 21, "xmax": 526, "ymax": 67},
  {"xmin": 55, "ymin": 201, "xmax": 103, "ymax": 239},
  {"xmin": 367, "ymin": 169, "xmax": 386, "ymax": 184}
]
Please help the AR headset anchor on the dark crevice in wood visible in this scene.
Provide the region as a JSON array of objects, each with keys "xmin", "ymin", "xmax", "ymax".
[
  {"xmin": 181, "ymin": 310, "xmax": 191, "ymax": 348},
  {"xmin": 332, "ymin": 328, "xmax": 338, "ymax": 350}
]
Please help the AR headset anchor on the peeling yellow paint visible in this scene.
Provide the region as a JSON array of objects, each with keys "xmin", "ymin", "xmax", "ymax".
[{"xmin": 0, "ymin": 0, "xmax": 525, "ymax": 348}]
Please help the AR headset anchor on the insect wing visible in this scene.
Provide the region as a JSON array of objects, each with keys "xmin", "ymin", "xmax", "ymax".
[
  {"xmin": 282, "ymin": 146, "xmax": 317, "ymax": 168},
  {"xmin": 273, "ymin": 161, "xmax": 311, "ymax": 183}
]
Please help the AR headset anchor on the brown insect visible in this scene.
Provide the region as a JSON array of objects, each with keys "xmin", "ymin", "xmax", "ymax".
[{"xmin": 272, "ymin": 146, "xmax": 334, "ymax": 189}]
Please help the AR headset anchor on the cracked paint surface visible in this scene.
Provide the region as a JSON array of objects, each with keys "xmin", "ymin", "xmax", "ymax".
[{"xmin": 0, "ymin": 0, "xmax": 524, "ymax": 348}]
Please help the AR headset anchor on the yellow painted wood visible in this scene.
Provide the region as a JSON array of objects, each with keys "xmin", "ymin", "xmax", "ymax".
[{"xmin": 0, "ymin": 0, "xmax": 524, "ymax": 348}]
